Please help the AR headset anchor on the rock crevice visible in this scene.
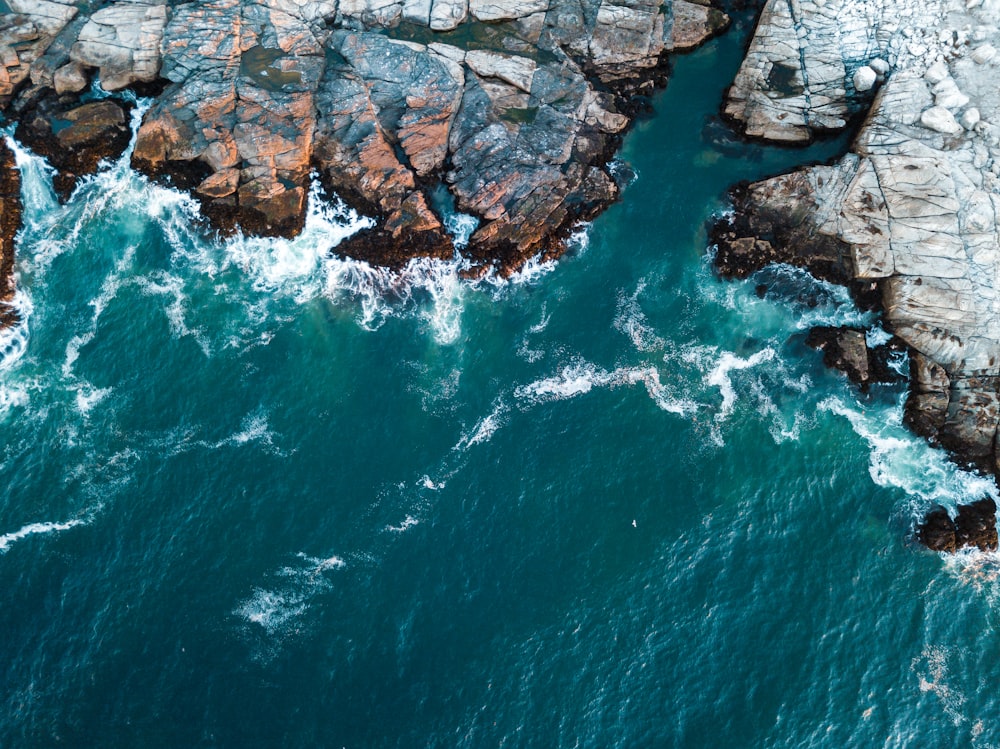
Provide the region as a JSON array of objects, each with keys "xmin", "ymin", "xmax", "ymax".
[{"xmin": 1, "ymin": 0, "xmax": 728, "ymax": 274}]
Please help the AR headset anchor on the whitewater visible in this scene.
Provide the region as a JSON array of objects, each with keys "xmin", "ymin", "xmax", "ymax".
[{"xmin": 3, "ymin": 15, "xmax": 1000, "ymax": 749}]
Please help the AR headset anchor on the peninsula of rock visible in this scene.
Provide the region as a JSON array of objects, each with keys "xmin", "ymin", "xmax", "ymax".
[
  {"xmin": 1, "ymin": 0, "xmax": 727, "ymax": 279},
  {"xmin": 712, "ymin": 0, "xmax": 1000, "ymax": 495}
]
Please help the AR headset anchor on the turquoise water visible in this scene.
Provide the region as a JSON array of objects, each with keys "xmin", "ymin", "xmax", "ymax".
[{"xmin": 4, "ymin": 17, "xmax": 1000, "ymax": 748}]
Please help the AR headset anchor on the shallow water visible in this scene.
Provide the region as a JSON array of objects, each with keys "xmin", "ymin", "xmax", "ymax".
[{"xmin": 2, "ymin": 13, "xmax": 999, "ymax": 749}]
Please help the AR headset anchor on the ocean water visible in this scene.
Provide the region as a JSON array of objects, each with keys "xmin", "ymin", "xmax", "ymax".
[{"xmin": 3, "ymin": 15, "xmax": 1000, "ymax": 749}]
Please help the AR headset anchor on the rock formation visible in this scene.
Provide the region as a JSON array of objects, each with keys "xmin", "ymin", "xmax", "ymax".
[
  {"xmin": 918, "ymin": 498, "xmax": 999, "ymax": 552},
  {"xmin": 805, "ymin": 326, "xmax": 905, "ymax": 390},
  {"xmin": 713, "ymin": 0, "xmax": 1000, "ymax": 476},
  {"xmin": 1, "ymin": 0, "xmax": 728, "ymax": 273},
  {"xmin": 0, "ymin": 140, "xmax": 22, "ymax": 329}
]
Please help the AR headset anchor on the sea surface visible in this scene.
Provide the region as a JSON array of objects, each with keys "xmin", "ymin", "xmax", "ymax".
[{"xmin": 3, "ymin": 13, "xmax": 1000, "ymax": 748}]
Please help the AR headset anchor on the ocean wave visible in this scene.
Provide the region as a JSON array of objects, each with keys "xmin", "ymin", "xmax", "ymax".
[
  {"xmin": 0, "ymin": 290, "xmax": 31, "ymax": 373},
  {"xmin": 455, "ymin": 400, "xmax": 509, "ymax": 450},
  {"xmin": 235, "ymin": 552, "xmax": 345, "ymax": 635},
  {"xmin": 614, "ymin": 282, "xmax": 666, "ymax": 353},
  {"xmin": 0, "ymin": 517, "xmax": 87, "ymax": 554},
  {"xmin": 514, "ymin": 359, "xmax": 699, "ymax": 416},
  {"xmin": 704, "ymin": 347, "xmax": 776, "ymax": 423},
  {"xmin": 818, "ymin": 395, "xmax": 998, "ymax": 510}
]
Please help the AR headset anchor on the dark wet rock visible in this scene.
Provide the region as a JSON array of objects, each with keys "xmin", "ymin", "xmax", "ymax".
[
  {"xmin": 2, "ymin": 0, "xmax": 728, "ymax": 274},
  {"xmin": 918, "ymin": 505, "xmax": 958, "ymax": 553},
  {"xmin": 918, "ymin": 499, "xmax": 998, "ymax": 553},
  {"xmin": 806, "ymin": 327, "xmax": 870, "ymax": 385},
  {"xmin": 14, "ymin": 97, "xmax": 132, "ymax": 199},
  {"xmin": 710, "ymin": 174, "xmax": 855, "ymax": 287},
  {"xmin": 0, "ymin": 140, "xmax": 22, "ymax": 329},
  {"xmin": 806, "ymin": 326, "xmax": 906, "ymax": 390}
]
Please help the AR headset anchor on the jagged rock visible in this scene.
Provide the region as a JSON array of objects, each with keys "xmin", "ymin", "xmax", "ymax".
[
  {"xmin": 70, "ymin": 0, "xmax": 167, "ymax": 91},
  {"xmin": 668, "ymin": 0, "xmax": 728, "ymax": 52},
  {"xmin": 713, "ymin": 0, "xmax": 1000, "ymax": 473},
  {"xmin": 869, "ymin": 58, "xmax": 890, "ymax": 77},
  {"xmin": 2, "ymin": 0, "xmax": 728, "ymax": 273},
  {"xmin": 920, "ymin": 105, "xmax": 963, "ymax": 134},
  {"xmin": 905, "ymin": 352, "xmax": 950, "ymax": 441},
  {"xmin": 956, "ymin": 498, "xmax": 999, "ymax": 550},
  {"xmin": 919, "ymin": 505, "xmax": 958, "ymax": 552},
  {"xmin": 806, "ymin": 326, "xmax": 906, "ymax": 389},
  {"xmin": 807, "ymin": 327, "xmax": 870, "ymax": 384},
  {"xmin": 15, "ymin": 98, "xmax": 132, "ymax": 198},
  {"xmin": 961, "ymin": 107, "xmax": 981, "ymax": 129},
  {"xmin": 52, "ymin": 61, "xmax": 87, "ymax": 94},
  {"xmin": 918, "ymin": 498, "xmax": 998, "ymax": 552},
  {"xmin": 0, "ymin": 141, "xmax": 22, "ymax": 329},
  {"xmin": 971, "ymin": 43, "xmax": 996, "ymax": 64}
]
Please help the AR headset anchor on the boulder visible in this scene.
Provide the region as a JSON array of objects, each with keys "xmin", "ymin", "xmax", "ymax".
[
  {"xmin": 15, "ymin": 98, "xmax": 132, "ymax": 198},
  {"xmin": 853, "ymin": 66, "xmax": 877, "ymax": 93},
  {"xmin": 917, "ymin": 499, "xmax": 998, "ymax": 553}
]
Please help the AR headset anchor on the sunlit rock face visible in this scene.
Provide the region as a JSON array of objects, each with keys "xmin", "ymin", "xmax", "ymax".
[{"xmin": 0, "ymin": 0, "xmax": 726, "ymax": 273}]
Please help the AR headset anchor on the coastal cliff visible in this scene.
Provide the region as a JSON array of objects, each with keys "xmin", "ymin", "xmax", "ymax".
[
  {"xmin": 713, "ymin": 0, "xmax": 1000, "ymax": 480},
  {"xmin": 0, "ymin": 140, "xmax": 21, "ymax": 328},
  {"xmin": 1, "ymin": 0, "xmax": 727, "ymax": 274}
]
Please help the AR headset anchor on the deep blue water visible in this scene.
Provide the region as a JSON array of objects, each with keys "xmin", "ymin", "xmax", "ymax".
[{"xmin": 3, "ymin": 16, "xmax": 1000, "ymax": 748}]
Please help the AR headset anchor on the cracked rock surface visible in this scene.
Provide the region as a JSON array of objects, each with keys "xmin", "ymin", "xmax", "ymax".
[
  {"xmin": 715, "ymin": 0, "xmax": 1000, "ymax": 474},
  {"xmin": 1, "ymin": 0, "xmax": 727, "ymax": 273}
]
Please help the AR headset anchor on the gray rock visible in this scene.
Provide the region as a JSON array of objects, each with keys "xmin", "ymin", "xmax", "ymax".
[
  {"xmin": 853, "ymin": 66, "xmax": 877, "ymax": 92},
  {"xmin": 920, "ymin": 106, "xmax": 963, "ymax": 133}
]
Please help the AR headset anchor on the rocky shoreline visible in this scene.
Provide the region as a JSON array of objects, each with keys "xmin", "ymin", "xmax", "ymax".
[
  {"xmin": 710, "ymin": 0, "xmax": 1000, "ymax": 548},
  {"xmin": 0, "ymin": 139, "xmax": 21, "ymax": 329},
  {"xmin": 0, "ymin": 0, "xmax": 728, "ymax": 277},
  {"xmin": 3, "ymin": 0, "xmax": 1000, "ymax": 550}
]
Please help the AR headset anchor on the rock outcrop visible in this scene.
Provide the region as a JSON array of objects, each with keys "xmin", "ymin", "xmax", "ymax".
[
  {"xmin": 1, "ymin": 0, "xmax": 728, "ymax": 273},
  {"xmin": 713, "ymin": 0, "xmax": 1000, "ymax": 475},
  {"xmin": 918, "ymin": 498, "xmax": 999, "ymax": 552},
  {"xmin": 0, "ymin": 140, "xmax": 22, "ymax": 329},
  {"xmin": 805, "ymin": 326, "xmax": 905, "ymax": 390}
]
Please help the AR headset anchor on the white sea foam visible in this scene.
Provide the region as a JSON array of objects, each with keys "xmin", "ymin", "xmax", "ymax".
[
  {"xmin": 0, "ymin": 290, "xmax": 31, "ymax": 372},
  {"xmin": 135, "ymin": 270, "xmax": 211, "ymax": 356},
  {"xmin": 387, "ymin": 515, "xmax": 421, "ymax": 533},
  {"xmin": 420, "ymin": 475, "xmax": 445, "ymax": 490},
  {"xmin": 444, "ymin": 211, "xmax": 479, "ymax": 249},
  {"xmin": 615, "ymin": 283, "xmax": 666, "ymax": 353},
  {"xmin": 704, "ymin": 348, "xmax": 777, "ymax": 423},
  {"xmin": 75, "ymin": 385, "xmax": 112, "ymax": 416},
  {"xmin": 528, "ymin": 304, "xmax": 550, "ymax": 334},
  {"xmin": 818, "ymin": 395, "xmax": 998, "ymax": 509},
  {"xmin": 514, "ymin": 360, "xmax": 699, "ymax": 416},
  {"xmin": 456, "ymin": 400, "xmax": 509, "ymax": 450},
  {"xmin": 63, "ymin": 245, "xmax": 136, "ymax": 380},
  {"xmin": 912, "ymin": 646, "xmax": 968, "ymax": 727},
  {"xmin": 0, "ymin": 517, "xmax": 86, "ymax": 554},
  {"xmin": 213, "ymin": 411, "xmax": 277, "ymax": 450},
  {"xmin": 866, "ymin": 325, "xmax": 894, "ymax": 348},
  {"xmin": 236, "ymin": 552, "xmax": 345, "ymax": 635}
]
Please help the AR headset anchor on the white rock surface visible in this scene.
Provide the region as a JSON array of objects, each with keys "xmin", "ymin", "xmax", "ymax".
[
  {"xmin": 920, "ymin": 105, "xmax": 963, "ymax": 133},
  {"xmin": 972, "ymin": 43, "xmax": 997, "ymax": 63},
  {"xmin": 722, "ymin": 0, "xmax": 1000, "ymax": 466},
  {"xmin": 853, "ymin": 65, "xmax": 877, "ymax": 92},
  {"xmin": 961, "ymin": 107, "xmax": 981, "ymax": 129}
]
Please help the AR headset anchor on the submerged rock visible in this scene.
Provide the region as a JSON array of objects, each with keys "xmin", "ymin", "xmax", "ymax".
[
  {"xmin": 1, "ymin": 0, "xmax": 728, "ymax": 274},
  {"xmin": 917, "ymin": 498, "xmax": 998, "ymax": 553}
]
